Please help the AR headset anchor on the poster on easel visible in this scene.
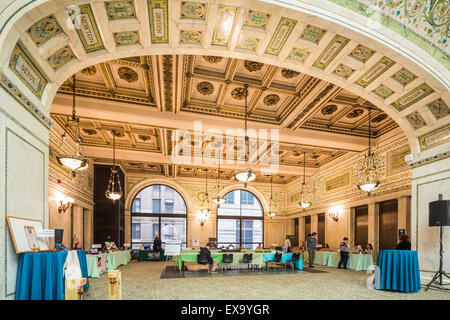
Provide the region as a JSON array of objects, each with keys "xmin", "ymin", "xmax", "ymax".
[
  {"xmin": 6, "ymin": 216, "xmax": 49, "ymax": 253},
  {"xmin": 164, "ymin": 240, "xmax": 181, "ymax": 256}
]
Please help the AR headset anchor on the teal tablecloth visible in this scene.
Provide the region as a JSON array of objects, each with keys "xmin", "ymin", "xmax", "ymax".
[
  {"xmin": 375, "ymin": 250, "xmax": 421, "ymax": 292},
  {"xmin": 263, "ymin": 253, "xmax": 304, "ymax": 270},
  {"xmin": 15, "ymin": 250, "xmax": 89, "ymax": 300}
]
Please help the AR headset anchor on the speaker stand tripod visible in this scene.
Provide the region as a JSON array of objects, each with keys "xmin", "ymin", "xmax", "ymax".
[{"xmin": 425, "ymin": 226, "xmax": 450, "ymax": 291}]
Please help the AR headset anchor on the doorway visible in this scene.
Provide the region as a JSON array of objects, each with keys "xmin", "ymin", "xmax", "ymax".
[
  {"xmin": 354, "ymin": 205, "xmax": 368, "ymax": 249},
  {"xmin": 379, "ymin": 200, "xmax": 398, "ymax": 250}
]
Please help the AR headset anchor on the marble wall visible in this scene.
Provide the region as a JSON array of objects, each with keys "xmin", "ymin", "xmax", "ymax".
[
  {"xmin": 411, "ymin": 156, "xmax": 450, "ymax": 279},
  {"xmin": 0, "ymin": 89, "xmax": 49, "ymax": 300}
]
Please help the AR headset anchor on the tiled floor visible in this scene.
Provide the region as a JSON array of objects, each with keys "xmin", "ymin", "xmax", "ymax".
[{"xmin": 84, "ymin": 261, "xmax": 450, "ymax": 300}]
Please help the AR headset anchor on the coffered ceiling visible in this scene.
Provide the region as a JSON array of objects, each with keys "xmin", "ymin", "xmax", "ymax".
[{"xmin": 51, "ymin": 53, "xmax": 401, "ymax": 184}]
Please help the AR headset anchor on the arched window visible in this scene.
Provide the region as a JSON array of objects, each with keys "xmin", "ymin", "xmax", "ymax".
[
  {"xmin": 131, "ymin": 185, "xmax": 187, "ymax": 249},
  {"xmin": 217, "ymin": 190, "xmax": 264, "ymax": 249}
]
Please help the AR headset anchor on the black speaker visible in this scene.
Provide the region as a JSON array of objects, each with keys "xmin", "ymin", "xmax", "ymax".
[
  {"xmin": 429, "ymin": 200, "xmax": 450, "ymax": 226},
  {"xmin": 54, "ymin": 229, "xmax": 64, "ymax": 245}
]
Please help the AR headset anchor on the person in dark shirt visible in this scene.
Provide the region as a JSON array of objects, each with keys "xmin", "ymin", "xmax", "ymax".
[
  {"xmin": 198, "ymin": 243, "xmax": 218, "ymax": 272},
  {"xmin": 153, "ymin": 234, "xmax": 162, "ymax": 258},
  {"xmin": 396, "ymin": 234, "xmax": 411, "ymax": 250},
  {"xmin": 306, "ymin": 233, "xmax": 317, "ymax": 268},
  {"xmin": 338, "ymin": 237, "xmax": 350, "ymax": 269}
]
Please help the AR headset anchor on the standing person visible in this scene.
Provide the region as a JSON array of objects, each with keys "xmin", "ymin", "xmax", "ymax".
[
  {"xmin": 306, "ymin": 233, "xmax": 317, "ymax": 268},
  {"xmin": 153, "ymin": 234, "xmax": 162, "ymax": 259},
  {"xmin": 396, "ymin": 234, "xmax": 411, "ymax": 250},
  {"xmin": 284, "ymin": 236, "xmax": 292, "ymax": 252},
  {"xmin": 338, "ymin": 237, "xmax": 350, "ymax": 269}
]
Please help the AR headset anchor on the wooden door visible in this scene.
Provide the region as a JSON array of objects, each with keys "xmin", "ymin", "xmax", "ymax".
[
  {"xmin": 354, "ymin": 205, "xmax": 368, "ymax": 248},
  {"xmin": 318, "ymin": 214, "xmax": 325, "ymax": 246},
  {"xmin": 379, "ymin": 200, "xmax": 398, "ymax": 250},
  {"xmin": 305, "ymin": 216, "xmax": 311, "ymax": 238}
]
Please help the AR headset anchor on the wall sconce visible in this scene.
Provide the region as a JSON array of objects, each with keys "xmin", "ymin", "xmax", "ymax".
[
  {"xmin": 328, "ymin": 206, "xmax": 341, "ymax": 222},
  {"xmin": 58, "ymin": 197, "xmax": 74, "ymax": 214},
  {"xmin": 199, "ymin": 209, "xmax": 209, "ymax": 226}
]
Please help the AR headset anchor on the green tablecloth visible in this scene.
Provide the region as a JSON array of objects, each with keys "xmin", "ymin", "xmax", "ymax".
[
  {"xmin": 176, "ymin": 252, "xmax": 265, "ymax": 270},
  {"xmin": 86, "ymin": 254, "xmax": 107, "ymax": 278},
  {"xmin": 137, "ymin": 250, "xmax": 166, "ymax": 261},
  {"xmin": 107, "ymin": 250, "xmax": 131, "ymax": 271},
  {"xmin": 310, "ymin": 251, "xmax": 373, "ymax": 270}
]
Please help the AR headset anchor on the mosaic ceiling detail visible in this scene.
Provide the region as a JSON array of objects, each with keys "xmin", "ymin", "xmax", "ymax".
[
  {"xmin": 27, "ymin": 15, "xmax": 63, "ymax": 47},
  {"xmin": 67, "ymin": 4, "xmax": 105, "ymax": 53},
  {"xmin": 148, "ymin": 0, "xmax": 169, "ymax": 44}
]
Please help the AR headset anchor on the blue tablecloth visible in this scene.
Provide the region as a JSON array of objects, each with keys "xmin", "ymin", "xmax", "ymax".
[
  {"xmin": 263, "ymin": 252, "xmax": 303, "ymax": 270},
  {"xmin": 375, "ymin": 250, "xmax": 421, "ymax": 292},
  {"xmin": 16, "ymin": 250, "xmax": 89, "ymax": 300}
]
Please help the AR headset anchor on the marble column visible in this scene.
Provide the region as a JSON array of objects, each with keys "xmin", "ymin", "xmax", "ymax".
[
  {"xmin": 367, "ymin": 202, "xmax": 379, "ymax": 254},
  {"xmin": 124, "ymin": 208, "xmax": 131, "ymax": 246},
  {"xmin": 83, "ymin": 209, "xmax": 94, "ymax": 250}
]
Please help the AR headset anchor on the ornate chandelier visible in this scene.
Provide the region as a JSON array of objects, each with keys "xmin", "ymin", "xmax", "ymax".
[
  {"xmin": 234, "ymin": 83, "xmax": 256, "ymax": 187},
  {"xmin": 356, "ymin": 107, "xmax": 381, "ymax": 195},
  {"xmin": 56, "ymin": 74, "xmax": 88, "ymax": 176},
  {"xmin": 212, "ymin": 144, "xmax": 226, "ymax": 206},
  {"xmin": 267, "ymin": 175, "xmax": 276, "ymax": 218},
  {"xmin": 298, "ymin": 152, "xmax": 311, "ymax": 209},
  {"xmin": 105, "ymin": 130, "xmax": 122, "ymax": 201}
]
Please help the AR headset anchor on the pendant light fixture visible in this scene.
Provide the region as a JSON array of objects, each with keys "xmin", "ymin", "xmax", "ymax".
[
  {"xmin": 298, "ymin": 152, "xmax": 311, "ymax": 209},
  {"xmin": 356, "ymin": 107, "xmax": 381, "ymax": 195},
  {"xmin": 201, "ymin": 169, "xmax": 211, "ymax": 216},
  {"xmin": 234, "ymin": 83, "xmax": 256, "ymax": 187},
  {"xmin": 267, "ymin": 175, "xmax": 276, "ymax": 218},
  {"xmin": 105, "ymin": 130, "xmax": 123, "ymax": 201},
  {"xmin": 56, "ymin": 74, "xmax": 88, "ymax": 177},
  {"xmin": 212, "ymin": 144, "xmax": 226, "ymax": 206}
]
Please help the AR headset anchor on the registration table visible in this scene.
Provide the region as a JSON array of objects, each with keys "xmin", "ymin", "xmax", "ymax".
[
  {"xmin": 16, "ymin": 250, "xmax": 89, "ymax": 300},
  {"xmin": 302, "ymin": 251, "xmax": 374, "ymax": 271},
  {"xmin": 86, "ymin": 253, "xmax": 107, "ymax": 278},
  {"xmin": 106, "ymin": 250, "xmax": 131, "ymax": 271},
  {"xmin": 86, "ymin": 250, "xmax": 131, "ymax": 278},
  {"xmin": 176, "ymin": 251, "xmax": 266, "ymax": 270},
  {"xmin": 263, "ymin": 253, "xmax": 304, "ymax": 270},
  {"xmin": 374, "ymin": 250, "xmax": 421, "ymax": 292}
]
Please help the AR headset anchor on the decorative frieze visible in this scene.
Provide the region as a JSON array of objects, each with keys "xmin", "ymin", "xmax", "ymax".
[
  {"xmin": 313, "ymin": 35, "xmax": 350, "ymax": 70},
  {"xmin": 265, "ymin": 17, "xmax": 297, "ymax": 56},
  {"xmin": 67, "ymin": 4, "xmax": 105, "ymax": 53}
]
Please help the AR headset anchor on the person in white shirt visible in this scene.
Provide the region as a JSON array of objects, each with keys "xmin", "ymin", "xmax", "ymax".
[{"xmin": 284, "ymin": 236, "xmax": 292, "ymax": 252}]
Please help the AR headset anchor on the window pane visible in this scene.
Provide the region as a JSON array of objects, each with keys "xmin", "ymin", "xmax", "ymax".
[
  {"xmin": 161, "ymin": 217, "xmax": 186, "ymax": 243},
  {"xmin": 241, "ymin": 191, "xmax": 263, "ymax": 217},
  {"xmin": 217, "ymin": 190, "xmax": 240, "ymax": 216},
  {"xmin": 131, "ymin": 216, "xmax": 159, "ymax": 243},
  {"xmin": 242, "ymin": 219, "xmax": 263, "ymax": 243},
  {"xmin": 132, "ymin": 185, "xmax": 186, "ymax": 214},
  {"xmin": 217, "ymin": 219, "xmax": 240, "ymax": 244}
]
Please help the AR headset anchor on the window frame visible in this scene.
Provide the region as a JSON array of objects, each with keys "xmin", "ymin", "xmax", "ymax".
[
  {"xmin": 131, "ymin": 184, "xmax": 188, "ymax": 249},
  {"xmin": 216, "ymin": 189, "xmax": 264, "ymax": 249}
]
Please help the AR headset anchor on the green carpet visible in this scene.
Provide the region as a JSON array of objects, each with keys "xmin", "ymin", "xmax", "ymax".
[{"xmin": 84, "ymin": 261, "xmax": 450, "ymax": 300}]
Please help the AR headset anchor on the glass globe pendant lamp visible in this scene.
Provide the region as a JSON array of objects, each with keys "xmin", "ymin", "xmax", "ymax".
[
  {"xmin": 234, "ymin": 83, "xmax": 257, "ymax": 187},
  {"xmin": 298, "ymin": 152, "xmax": 311, "ymax": 209},
  {"xmin": 56, "ymin": 74, "xmax": 88, "ymax": 177},
  {"xmin": 105, "ymin": 130, "xmax": 122, "ymax": 201}
]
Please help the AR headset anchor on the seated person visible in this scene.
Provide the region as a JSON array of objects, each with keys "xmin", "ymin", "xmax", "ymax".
[
  {"xmin": 364, "ymin": 243, "xmax": 373, "ymax": 254},
  {"xmin": 353, "ymin": 243, "xmax": 363, "ymax": 254},
  {"xmin": 198, "ymin": 243, "xmax": 218, "ymax": 272},
  {"xmin": 227, "ymin": 243, "xmax": 235, "ymax": 250},
  {"xmin": 256, "ymin": 243, "xmax": 263, "ymax": 250},
  {"xmin": 320, "ymin": 243, "xmax": 330, "ymax": 252},
  {"xmin": 396, "ymin": 235, "xmax": 411, "ymax": 250}
]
